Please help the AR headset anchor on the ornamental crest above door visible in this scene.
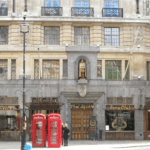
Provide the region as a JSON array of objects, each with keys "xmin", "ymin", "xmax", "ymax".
[{"xmin": 78, "ymin": 85, "xmax": 87, "ymax": 97}]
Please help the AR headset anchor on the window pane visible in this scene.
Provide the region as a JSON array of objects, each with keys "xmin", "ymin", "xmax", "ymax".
[
  {"xmin": 11, "ymin": 59, "xmax": 16, "ymax": 80},
  {"xmin": 34, "ymin": 60, "xmax": 39, "ymax": 79},
  {"xmin": 105, "ymin": 28, "xmax": 111, "ymax": 35},
  {"xmin": 0, "ymin": 59, "xmax": 7, "ymax": 80},
  {"xmin": 105, "ymin": 36, "xmax": 111, "ymax": 45},
  {"xmin": 105, "ymin": 60, "xmax": 121, "ymax": 80},
  {"xmin": 97, "ymin": 60, "xmax": 102, "ymax": 77},
  {"xmin": 0, "ymin": 26, "xmax": 8, "ymax": 45},
  {"xmin": 43, "ymin": 60, "xmax": 59, "ymax": 79},
  {"xmin": 74, "ymin": 27, "xmax": 89, "ymax": 45},
  {"xmin": 112, "ymin": 28, "xmax": 119, "ymax": 35},
  {"xmin": 105, "ymin": 28, "xmax": 119, "ymax": 46},
  {"xmin": 105, "ymin": 110, "xmax": 134, "ymax": 131},
  {"xmin": 44, "ymin": 27, "xmax": 60, "ymax": 45},
  {"xmin": 63, "ymin": 60, "xmax": 68, "ymax": 77},
  {"xmin": 45, "ymin": 0, "xmax": 51, "ymax": 7},
  {"xmin": 125, "ymin": 60, "xmax": 129, "ymax": 80}
]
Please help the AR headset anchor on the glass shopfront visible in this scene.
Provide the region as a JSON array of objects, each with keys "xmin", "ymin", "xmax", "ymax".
[
  {"xmin": 105, "ymin": 104, "xmax": 135, "ymax": 140},
  {"xmin": 105, "ymin": 110, "xmax": 134, "ymax": 131}
]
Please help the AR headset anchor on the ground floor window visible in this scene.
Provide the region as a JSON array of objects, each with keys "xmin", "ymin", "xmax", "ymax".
[{"xmin": 105, "ymin": 110, "xmax": 134, "ymax": 131}]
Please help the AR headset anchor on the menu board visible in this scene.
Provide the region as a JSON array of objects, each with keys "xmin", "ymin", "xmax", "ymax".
[
  {"xmin": 50, "ymin": 121, "xmax": 58, "ymax": 145},
  {"xmin": 35, "ymin": 121, "xmax": 43, "ymax": 145}
]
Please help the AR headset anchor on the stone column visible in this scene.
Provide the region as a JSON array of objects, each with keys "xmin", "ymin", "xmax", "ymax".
[{"xmin": 62, "ymin": 23, "xmax": 72, "ymax": 46}]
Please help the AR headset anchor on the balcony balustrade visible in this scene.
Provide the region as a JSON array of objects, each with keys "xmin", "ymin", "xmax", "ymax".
[
  {"xmin": 71, "ymin": 7, "xmax": 94, "ymax": 17},
  {"xmin": 102, "ymin": 8, "xmax": 123, "ymax": 17},
  {"xmin": 41, "ymin": 7, "xmax": 62, "ymax": 16}
]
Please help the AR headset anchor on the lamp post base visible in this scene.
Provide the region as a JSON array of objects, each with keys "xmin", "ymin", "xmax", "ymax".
[{"xmin": 21, "ymin": 129, "xmax": 26, "ymax": 150}]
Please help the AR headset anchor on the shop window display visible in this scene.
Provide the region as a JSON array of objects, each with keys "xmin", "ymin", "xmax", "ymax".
[{"xmin": 105, "ymin": 110, "xmax": 134, "ymax": 131}]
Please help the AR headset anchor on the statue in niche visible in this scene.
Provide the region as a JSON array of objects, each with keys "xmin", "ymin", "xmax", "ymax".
[{"xmin": 78, "ymin": 59, "xmax": 86, "ymax": 80}]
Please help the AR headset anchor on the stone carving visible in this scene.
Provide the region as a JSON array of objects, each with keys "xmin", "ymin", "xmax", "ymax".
[
  {"xmin": 79, "ymin": 59, "xmax": 86, "ymax": 80},
  {"xmin": 133, "ymin": 26, "xmax": 143, "ymax": 45},
  {"xmin": 78, "ymin": 86, "xmax": 86, "ymax": 97}
]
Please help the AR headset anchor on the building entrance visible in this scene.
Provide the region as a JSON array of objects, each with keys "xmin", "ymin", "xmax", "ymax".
[{"xmin": 71, "ymin": 109, "xmax": 93, "ymax": 140}]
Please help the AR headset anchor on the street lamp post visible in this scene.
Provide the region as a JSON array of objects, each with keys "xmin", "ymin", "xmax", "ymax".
[{"xmin": 20, "ymin": 16, "xmax": 29, "ymax": 150}]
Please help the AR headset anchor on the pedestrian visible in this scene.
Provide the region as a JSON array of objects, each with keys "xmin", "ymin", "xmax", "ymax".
[
  {"xmin": 62, "ymin": 123, "xmax": 64, "ymax": 145},
  {"xmin": 63, "ymin": 123, "xmax": 70, "ymax": 146}
]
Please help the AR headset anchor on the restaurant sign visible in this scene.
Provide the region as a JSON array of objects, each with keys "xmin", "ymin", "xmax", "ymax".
[
  {"xmin": 70, "ymin": 103, "xmax": 94, "ymax": 110},
  {"xmin": 0, "ymin": 106, "xmax": 16, "ymax": 110},
  {"xmin": 106, "ymin": 105, "xmax": 134, "ymax": 110}
]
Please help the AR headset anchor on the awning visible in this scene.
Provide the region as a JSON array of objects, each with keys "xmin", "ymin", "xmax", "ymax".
[{"xmin": 0, "ymin": 110, "xmax": 16, "ymax": 116}]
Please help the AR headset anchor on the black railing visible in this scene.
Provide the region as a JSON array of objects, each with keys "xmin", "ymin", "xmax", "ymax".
[
  {"xmin": 0, "ymin": 7, "xmax": 8, "ymax": 16},
  {"xmin": 71, "ymin": 7, "xmax": 94, "ymax": 17},
  {"xmin": 102, "ymin": 8, "xmax": 123, "ymax": 17},
  {"xmin": 41, "ymin": 7, "xmax": 62, "ymax": 16}
]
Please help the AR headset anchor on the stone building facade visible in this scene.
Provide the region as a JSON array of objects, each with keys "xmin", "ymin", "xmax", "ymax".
[{"xmin": 0, "ymin": 0, "xmax": 150, "ymax": 141}]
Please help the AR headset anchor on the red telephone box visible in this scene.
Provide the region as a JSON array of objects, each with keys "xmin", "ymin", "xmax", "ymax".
[
  {"xmin": 32, "ymin": 114, "xmax": 46, "ymax": 147},
  {"xmin": 48, "ymin": 113, "xmax": 62, "ymax": 148}
]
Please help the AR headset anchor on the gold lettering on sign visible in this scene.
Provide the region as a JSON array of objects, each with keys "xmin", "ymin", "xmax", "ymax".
[
  {"xmin": 0, "ymin": 107, "xmax": 14, "ymax": 110},
  {"xmin": 70, "ymin": 104, "xmax": 94, "ymax": 109},
  {"xmin": 108, "ymin": 105, "xmax": 133, "ymax": 110}
]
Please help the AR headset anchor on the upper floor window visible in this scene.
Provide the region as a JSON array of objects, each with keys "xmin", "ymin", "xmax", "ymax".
[
  {"xmin": 105, "ymin": 28, "xmax": 119, "ymax": 46},
  {"xmin": 75, "ymin": 0, "xmax": 89, "ymax": 7},
  {"xmin": 0, "ymin": 0, "xmax": 7, "ymax": 16},
  {"xmin": 44, "ymin": 27, "xmax": 60, "ymax": 45},
  {"xmin": 104, "ymin": 0, "xmax": 118, "ymax": 8},
  {"xmin": 34, "ymin": 59, "xmax": 39, "ymax": 79},
  {"xmin": 72, "ymin": 0, "xmax": 94, "ymax": 17},
  {"xmin": 97, "ymin": 60, "xmax": 102, "ymax": 77},
  {"xmin": 11, "ymin": 59, "xmax": 16, "ymax": 80},
  {"xmin": 147, "ymin": 61, "xmax": 150, "ymax": 81},
  {"xmin": 42, "ymin": 60, "xmax": 59, "ymax": 79},
  {"xmin": 103, "ymin": 0, "xmax": 121, "ymax": 17},
  {"xmin": 0, "ymin": 26, "xmax": 8, "ymax": 45},
  {"xmin": 74, "ymin": 27, "xmax": 89, "ymax": 45},
  {"xmin": 45, "ymin": 0, "xmax": 59, "ymax": 7},
  {"xmin": 63, "ymin": 60, "xmax": 68, "ymax": 77},
  {"xmin": 124, "ymin": 60, "xmax": 130, "ymax": 80},
  {"xmin": 145, "ymin": 0, "xmax": 150, "ymax": 16},
  {"xmin": 0, "ymin": 59, "xmax": 7, "ymax": 80},
  {"xmin": 105, "ymin": 60, "xmax": 121, "ymax": 80}
]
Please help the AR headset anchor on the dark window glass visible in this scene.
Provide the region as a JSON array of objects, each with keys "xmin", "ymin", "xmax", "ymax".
[
  {"xmin": 105, "ymin": 28, "xmax": 119, "ymax": 46},
  {"xmin": 97, "ymin": 60, "xmax": 102, "ymax": 77},
  {"xmin": 124, "ymin": 60, "xmax": 129, "ymax": 80},
  {"xmin": 147, "ymin": 62, "xmax": 150, "ymax": 81},
  {"xmin": 105, "ymin": 60, "xmax": 121, "ymax": 80},
  {"xmin": 11, "ymin": 59, "xmax": 16, "ymax": 79},
  {"xmin": 0, "ymin": 26, "xmax": 8, "ymax": 44},
  {"xmin": 0, "ymin": 59, "xmax": 7, "ymax": 80},
  {"xmin": 105, "ymin": 110, "xmax": 134, "ymax": 131},
  {"xmin": 63, "ymin": 60, "xmax": 68, "ymax": 77},
  {"xmin": 74, "ymin": 27, "xmax": 90, "ymax": 45},
  {"xmin": 44, "ymin": 27, "xmax": 60, "ymax": 45},
  {"xmin": 34, "ymin": 59, "xmax": 39, "ymax": 79}
]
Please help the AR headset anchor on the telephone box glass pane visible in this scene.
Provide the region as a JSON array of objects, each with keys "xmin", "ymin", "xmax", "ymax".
[
  {"xmin": 50, "ymin": 121, "xmax": 58, "ymax": 144},
  {"xmin": 35, "ymin": 121, "xmax": 43, "ymax": 145}
]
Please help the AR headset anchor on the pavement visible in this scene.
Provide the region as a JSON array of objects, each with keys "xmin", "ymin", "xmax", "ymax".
[{"xmin": 0, "ymin": 140, "xmax": 150, "ymax": 150}]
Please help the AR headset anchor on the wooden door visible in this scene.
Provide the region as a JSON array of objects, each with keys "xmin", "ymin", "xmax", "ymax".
[{"xmin": 71, "ymin": 109, "xmax": 93, "ymax": 140}]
